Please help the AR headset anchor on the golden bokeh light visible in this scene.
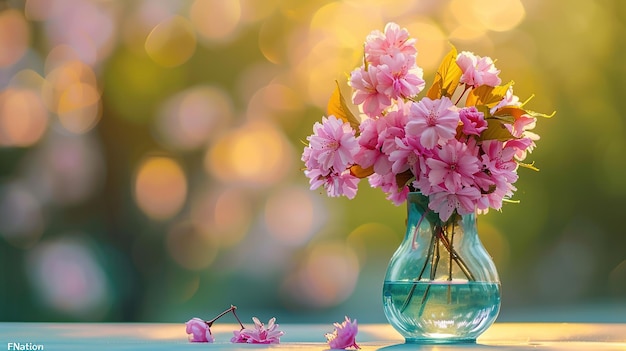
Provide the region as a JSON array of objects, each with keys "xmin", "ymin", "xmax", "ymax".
[
  {"xmin": 264, "ymin": 187, "xmax": 317, "ymax": 247},
  {"xmin": 205, "ymin": 121, "xmax": 293, "ymax": 187},
  {"xmin": 190, "ymin": 187, "xmax": 251, "ymax": 248},
  {"xmin": 448, "ymin": 0, "xmax": 525, "ymax": 41},
  {"xmin": 405, "ymin": 20, "xmax": 447, "ymax": 72},
  {"xmin": 245, "ymin": 82, "xmax": 304, "ymax": 127},
  {"xmin": 239, "ymin": 0, "xmax": 280, "ymax": 24},
  {"xmin": 472, "ymin": 0, "xmax": 526, "ymax": 32},
  {"xmin": 145, "ymin": 15, "xmax": 196, "ymax": 68},
  {"xmin": 0, "ymin": 88, "xmax": 48, "ymax": 147},
  {"xmin": 134, "ymin": 156, "xmax": 187, "ymax": 220},
  {"xmin": 0, "ymin": 9, "xmax": 30, "ymax": 68},
  {"xmin": 156, "ymin": 85, "xmax": 232, "ymax": 150},
  {"xmin": 57, "ymin": 82, "xmax": 102, "ymax": 134},
  {"xmin": 283, "ymin": 241, "xmax": 360, "ymax": 308},
  {"xmin": 190, "ymin": 0, "xmax": 241, "ymax": 43},
  {"xmin": 41, "ymin": 58, "xmax": 102, "ymax": 133}
]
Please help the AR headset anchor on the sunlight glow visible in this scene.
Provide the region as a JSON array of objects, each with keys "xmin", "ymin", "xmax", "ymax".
[
  {"xmin": 145, "ymin": 15, "xmax": 196, "ymax": 67},
  {"xmin": 190, "ymin": 0, "xmax": 241, "ymax": 43},
  {"xmin": 134, "ymin": 156, "xmax": 187, "ymax": 220}
]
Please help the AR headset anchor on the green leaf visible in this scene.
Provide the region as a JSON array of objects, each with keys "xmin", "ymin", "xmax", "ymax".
[
  {"xmin": 327, "ymin": 80, "xmax": 361, "ymax": 131},
  {"xmin": 426, "ymin": 44, "xmax": 462, "ymax": 100},
  {"xmin": 479, "ymin": 119, "xmax": 517, "ymax": 141}
]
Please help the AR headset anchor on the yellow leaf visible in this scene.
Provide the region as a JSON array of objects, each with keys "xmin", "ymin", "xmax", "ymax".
[
  {"xmin": 493, "ymin": 105, "xmax": 556, "ymax": 121},
  {"xmin": 493, "ymin": 106, "xmax": 527, "ymax": 120},
  {"xmin": 517, "ymin": 161, "xmax": 539, "ymax": 171},
  {"xmin": 350, "ymin": 165, "xmax": 374, "ymax": 178},
  {"xmin": 426, "ymin": 44, "xmax": 462, "ymax": 100},
  {"xmin": 327, "ymin": 80, "xmax": 360, "ymax": 131},
  {"xmin": 479, "ymin": 119, "xmax": 516, "ymax": 141},
  {"xmin": 465, "ymin": 81, "xmax": 514, "ymax": 108}
]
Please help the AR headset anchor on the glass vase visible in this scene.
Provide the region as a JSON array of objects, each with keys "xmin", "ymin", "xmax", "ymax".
[{"xmin": 382, "ymin": 192, "xmax": 501, "ymax": 343}]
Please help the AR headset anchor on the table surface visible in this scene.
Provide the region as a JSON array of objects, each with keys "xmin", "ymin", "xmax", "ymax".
[{"xmin": 1, "ymin": 322, "xmax": 625, "ymax": 350}]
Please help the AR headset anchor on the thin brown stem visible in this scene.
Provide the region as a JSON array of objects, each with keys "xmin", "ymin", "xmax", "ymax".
[
  {"xmin": 231, "ymin": 305, "xmax": 245, "ymax": 330},
  {"xmin": 418, "ymin": 228, "xmax": 442, "ymax": 316},
  {"xmin": 400, "ymin": 230, "xmax": 436, "ymax": 313},
  {"xmin": 412, "ymin": 209, "xmax": 430, "ymax": 250},
  {"xmin": 454, "ymin": 84, "xmax": 471, "ymax": 105},
  {"xmin": 206, "ymin": 305, "xmax": 238, "ymax": 327},
  {"xmin": 437, "ymin": 230, "xmax": 475, "ymax": 281}
]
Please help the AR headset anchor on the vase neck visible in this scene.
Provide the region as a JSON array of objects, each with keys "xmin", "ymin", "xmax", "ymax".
[{"xmin": 405, "ymin": 192, "xmax": 476, "ymax": 239}]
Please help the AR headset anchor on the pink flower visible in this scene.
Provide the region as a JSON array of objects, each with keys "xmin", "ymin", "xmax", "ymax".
[
  {"xmin": 369, "ymin": 172, "xmax": 409, "ymax": 205},
  {"xmin": 232, "ymin": 317, "xmax": 284, "ymax": 344},
  {"xmin": 480, "ymin": 140, "xmax": 518, "ymax": 183},
  {"xmin": 376, "ymin": 53, "xmax": 425, "ymax": 100},
  {"xmin": 490, "ymin": 85, "xmax": 520, "ymax": 114},
  {"xmin": 459, "ymin": 106, "xmax": 488, "ymax": 136},
  {"xmin": 305, "ymin": 168, "xmax": 360, "ymax": 199},
  {"xmin": 389, "ymin": 135, "xmax": 427, "ymax": 176},
  {"xmin": 185, "ymin": 318, "xmax": 214, "ymax": 343},
  {"xmin": 230, "ymin": 329, "xmax": 247, "ymax": 343},
  {"xmin": 475, "ymin": 140, "xmax": 520, "ymax": 212},
  {"xmin": 425, "ymin": 139, "xmax": 480, "ymax": 192},
  {"xmin": 325, "ymin": 316, "xmax": 360, "ymax": 350},
  {"xmin": 350, "ymin": 65, "xmax": 391, "ymax": 118},
  {"xmin": 354, "ymin": 118, "xmax": 391, "ymax": 174},
  {"xmin": 456, "ymin": 51, "xmax": 501, "ymax": 87},
  {"xmin": 304, "ymin": 115, "xmax": 359, "ymax": 174},
  {"xmin": 428, "ymin": 186, "xmax": 481, "ymax": 221},
  {"xmin": 364, "ymin": 22, "xmax": 416, "ymax": 66},
  {"xmin": 406, "ymin": 97, "xmax": 460, "ymax": 149},
  {"xmin": 507, "ymin": 137, "xmax": 536, "ymax": 161},
  {"xmin": 505, "ymin": 116, "xmax": 539, "ymax": 160}
]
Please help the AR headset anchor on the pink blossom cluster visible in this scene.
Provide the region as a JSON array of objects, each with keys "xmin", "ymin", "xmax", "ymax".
[
  {"xmin": 350, "ymin": 22, "xmax": 425, "ymax": 118},
  {"xmin": 302, "ymin": 22, "xmax": 543, "ymax": 221},
  {"xmin": 231, "ymin": 317, "xmax": 284, "ymax": 344}
]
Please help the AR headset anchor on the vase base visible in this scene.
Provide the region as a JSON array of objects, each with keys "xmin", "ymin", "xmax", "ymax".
[{"xmin": 405, "ymin": 337, "xmax": 476, "ymax": 344}]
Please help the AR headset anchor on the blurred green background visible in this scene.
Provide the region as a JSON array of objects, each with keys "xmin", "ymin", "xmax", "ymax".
[{"xmin": 0, "ymin": 0, "xmax": 625, "ymax": 323}]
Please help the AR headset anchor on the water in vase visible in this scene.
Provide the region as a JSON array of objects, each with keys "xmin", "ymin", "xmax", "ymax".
[{"xmin": 383, "ymin": 281, "xmax": 501, "ymax": 343}]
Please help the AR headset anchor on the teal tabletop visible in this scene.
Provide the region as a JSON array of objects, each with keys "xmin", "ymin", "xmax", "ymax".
[{"xmin": 1, "ymin": 322, "xmax": 625, "ymax": 350}]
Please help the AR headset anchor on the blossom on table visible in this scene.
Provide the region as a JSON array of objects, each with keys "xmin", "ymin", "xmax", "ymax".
[
  {"xmin": 185, "ymin": 318, "xmax": 214, "ymax": 343},
  {"xmin": 325, "ymin": 316, "xmax": 360, "ymax": 350},
  {"xmin": 231, "ymin": 317, "xmax": 284, "ymax": 344}
]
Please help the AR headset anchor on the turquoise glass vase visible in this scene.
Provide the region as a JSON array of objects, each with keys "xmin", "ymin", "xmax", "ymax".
[{"xmin": 382, "ymin": 192, "xmax": 501, "ymax": 343}]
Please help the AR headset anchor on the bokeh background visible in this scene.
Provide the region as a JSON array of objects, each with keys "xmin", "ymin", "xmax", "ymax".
[{"xmin": 1, "ymin": 0, "xmax": 625, "ymax": 323}]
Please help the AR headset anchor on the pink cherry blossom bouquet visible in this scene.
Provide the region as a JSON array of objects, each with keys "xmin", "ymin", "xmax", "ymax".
[{"xmin": 302, "ymin": 22, "xmax": 553, "ymax": 221}]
